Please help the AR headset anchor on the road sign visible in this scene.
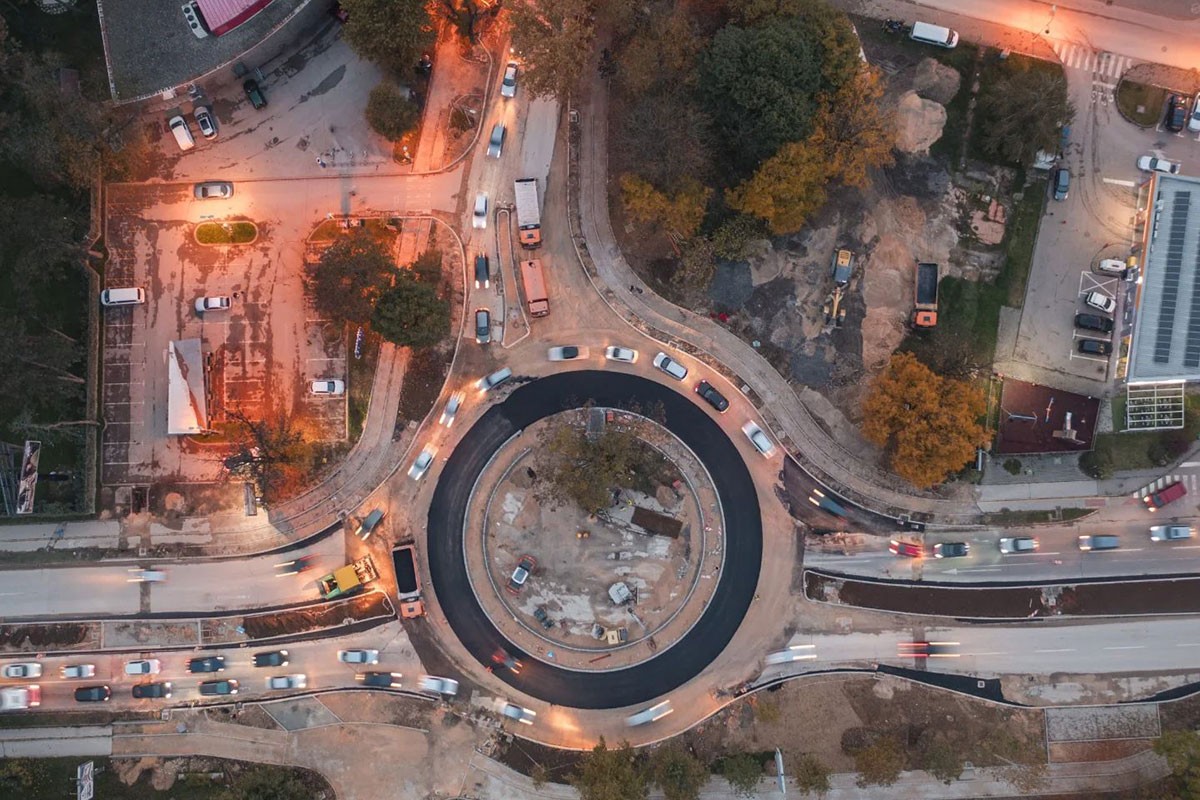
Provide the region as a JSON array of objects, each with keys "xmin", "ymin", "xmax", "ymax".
[{"xmin": 77, "ymin": 761, "xmax": 94, "ymax": 800}]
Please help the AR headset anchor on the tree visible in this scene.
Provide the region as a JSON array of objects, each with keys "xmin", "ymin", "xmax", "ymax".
[
  {"xmin": 409, "ymin": 248, "xmax": 443, "ymax": 284},
  {"xmin": 650, "ymin": 745, "xmax": 710, "ymax": 800},
  {"xmin": 540, "ymin": 421, "xmax": 664, "ymax": 514},
  {"xmin": 307, "ymin": 231, "xmax": 397, "ymax": 325},
  {"xmin": 861, "ymin": 352, "xmax": 988, "ymax": 488},
  {"xmin": 340, "ymin": 0, "xmax": 434, "ymax": 75},
  {"xmin": 853, "ymin": 735, "xmax": 905, "ymax": 787},
  {"xmin": 672, "ymin": 236, "xmax": 718, "ymax": 299},
  {"xmin": 433, "ymin": 0, "xmax": 501, "ymax": 42},
  {"xmin": 712, "ymin": 214, "xmax": 768, "ymax": 260},
  {"xmin": 570, "ymin": 738, "xmax": 648, "ymax": 800},
  {"xmin": 1079, "ymin": 443, "xmax": 1114, "ymax": 479},
  {"xmin": 790, "ymin": 753, "xmax": 830, "ymax": 795},
  {"xmin": 619, "ymin": 175, "xmax": 711, "ymax": 239},
  {"xmin": 220, "ymin": 766, "xmax": 311, "ymax": 800},
  {"xmin": 508, "ymin": 0, "xmax": 596, "ymax": 100},
  {"xmin": 226, "ymin": 410, "xmax": 317, "ymax": 504},
  {"xmin": 365, "ymin": 82, "xmax": 421, "ymax": 140},
  {"xmin": 727, "ymin": 140, "xmax": 827, "ymax": 234},
  {"xmin": 717, "ymin": 753, "xmax": 763, "ymax": 797},
  {"xmin": 370, "ymin": 274, "xmax": 450, "ymax": 347},
  {"xmin": 920, "ymin": 736, "xmax": 964, "ymax": 784},
  {"xmin": 810, "ymin": 67, "xmax": 896, "ymax": 188},
  {"xmin": 613, "ymin": 84, "xmax": 716, "ymax": 190},
  {"xmin": 615, "ymin": 7, "xmax": 704, "ymax": 96},
  {"xmin": 976, "ymin": 62, "xmax": 1074, "ymax": 165}
]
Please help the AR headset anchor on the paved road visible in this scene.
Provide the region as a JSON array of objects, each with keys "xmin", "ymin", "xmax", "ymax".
[{"xmin": 426, "ymin": 370, "xmax": 762, "ymax": 709}]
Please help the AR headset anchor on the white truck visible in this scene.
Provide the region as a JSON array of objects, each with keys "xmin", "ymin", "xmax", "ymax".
[{"xmin": 513, "ymin": 178, "xmax": 542, "ymax": 248}]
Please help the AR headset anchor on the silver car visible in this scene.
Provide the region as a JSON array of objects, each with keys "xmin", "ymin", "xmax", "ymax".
[
  {"xmin": 625, "ymin": 700, "xmax": 673, "ymax": 727},
  {"xmin": 472, "ymin": 192, "xmax": 488, "ymax": 229},
  {"xmin": 408, "ymin": 446, "xmax": 436, "ymax": 480},
  {"xmin": 604, "ymin": 346, "xmax": 638, "ymax": 363},
  {"xmin": 500, "ymin": 702, "xmax": 536, "ymax": 724},
  {"xmin": 741, "ymin": 421, "xmax": 776, "ymax": 457},
  {"xmin": 193, "ymin": 181, "xmax": 233, "ymax": 200},
  {"xmin": 652, "ymin": 352, "xmax": 688, "ymax": 380},
  {"xmin": 1150, "ymin": 525, "xmax": 1194, "ymax": 541},
  {"xmin": 266, "ymin": 674, "xmax": 307, "ymax": 690},
  {"xmin": 477, "ymin": 367, "xmax": 512, "ymax": 392},
  {"xmin": 998, "ymin": 537, "xmax": 1038, "ymax": 554},
  {"xmin": 439, "ymin": 391, "xmax": 465, "ymax": 426},
  {"xmin": 337, "ymin": 649, "xmax": 379, "ymax": 664},
  {"xmin": 500, "ymin": 61, "xmax": 518, "ymax": 98},
  {"xmin": 486, "ymin": 123, "xmax": 505, "ymax": 158},
  {"xmin": 419, "ymin": 675, "xmax": 459, "ymax": 696}
]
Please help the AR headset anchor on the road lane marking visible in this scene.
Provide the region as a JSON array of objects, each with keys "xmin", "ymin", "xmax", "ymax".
[
  {"xmin": 961, "ymin": 567, "xmax": 1003, "ymax": 573},
  {"xmin": 1175, "ymin": 643, "xmax": 1200, "ymax": 647},
  {"xmin": 1035, "ymin": 648, "xmax": 1075, "ymax": 653},
  {"xmin": 1103, "ymin": 645, "xmax": 1144, "ymax": 650}
]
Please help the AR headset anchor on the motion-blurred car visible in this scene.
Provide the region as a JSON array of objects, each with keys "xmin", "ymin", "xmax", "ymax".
[
  {"xmin": 3, "ymin": 663, "xmax": 42, "ymax": 679},
  {"xmin": 888, "ymin": 540, "xmax": 922, "ymax": 558},
  {"xmin": 1078, "ymin": 534, "xmax": 1120, "ymax": 551},
  {"xmin": 0, "ymin": 686, "xmax": 40, "ymax": 710},
  {"xmin": 933, "ymin": 542, "xmax": 969, "ymax": 558},
  {"xmin": 194, "ymin": 181, "xmax": 233, "ymax": 199},
  {"xmin": 500, "ymin": 61, "xmax": 518, "ymax": 98},
  {"xmin": 695, "ymin": 380, "xmax": 729, "ymax": 413},
  {"xmin": 275, "ymin": 556, "xmax": 315, "ymax": 576},
  {"xmin": 266, "ymin": 674, "xmax": 306, "ymax": 690},
  {"xmin": 548, "ymin": 346, "xmax": 588, "ymax": 361},
  {"xmin": 506, "ymin": 554, "xmax": 537, "ymax": 594},
  {"xmin": 625, "ymin": 700, "xmax": 673, "ymax": 727},
  {"xmin": 188, "ymin": 656, "xmax": 226, "ymax": 673},
  {"xmin": 338, "ymin": 649, "xmax": 379, "ymax": 665},
  {"xmin": 1190, "ymin": 94, "xmax": 1200, "ymax": 132},
  {"xmin": 499, "ymin": 702, "xmax": 536, "ymax": 724},
  {"xmin": 439, "ymin": 391, "xmax": 465, "ymax": 426},
  {"xmin": 408, "ymin": 445, "xmax": 437, "ymax": 480},
  {"xmin": 199, "ymin": 679, "xmax": 239, "ymax": 696},
  {"xmin": 1143, "ymin": 481, "xmax": 1187, "ymax": 512},
  {"xmin": 61, "ymin": 664, "xmax": 96, "ymax": 679},
  {"xmin": 253, "ymin": 651, "xmax": 289, "ymax": 668},
  {"xmin": 899, "ymin": 641, "xmax": 959, "ymax": 658},
  {"xmin": 1137, "ymin": 155, "xmax": 1181, "ymax": 174},
  {"xmin": 999, "ymin": 537, "xmax": 1038, "ymax": 554},
  {"xmin": 194, "ymin": 296, "xmax": 232, "ymax": 313},
  {"xmin": 310, "ymin": 379, "xmax": 345, "ymax": 396},
  {"xmin": 652, "ymin": 352, "xmax": 688, "ymax": 380},
  {"xmin": 419, "ymin": 675, "xmax": 459, "ymax": 696},
  {"xmin": 357, "ymin": 672, "xmax": 402, "ymax": 688},
  {"xmin": 127, "ymin": 569, "xmax": 167, "ymax": 582},
  {"xmin": 741, "ymin": 421, "xmax": 775, "ymax": 457},
  {"xmin": 1150, "ymin": 525, "xmax": 1194, "ymax": 541},
  {"xmin": 604, "ymin": 346, "xmax": 638, "ymax": 363},
  {"xmin": 474, "ymin": 254, "xmax": 489, "ymax": 289},
  {"xmin": 125, "ymin": 659, "xmax": 161, "ymax": 675},
  {"xmin": 74, "ymin": 685, "xmax": 111, "ymax": 703},
  {"xmin": 486, "ymin": 123, "xmax": 505, "ymax": 158},
  {"xmin": 490, "ymin": 648, "xmax": 521, "ymax": 674},
  {"xmin": 477, "ymin": 367, "xmax": 512, "ymax": 392},
  {"xmin": 472, "ymin": 192, "xmax": 488, "ymax": 229},
  {"xmin": 132, "ymin": 682, "xmax": 172, "ymax": 699}
]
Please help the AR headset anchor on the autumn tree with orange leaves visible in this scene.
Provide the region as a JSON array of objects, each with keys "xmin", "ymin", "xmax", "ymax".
[{"xmin": 861, "ymin": 352, "xmax": 987, "ymax": 488}]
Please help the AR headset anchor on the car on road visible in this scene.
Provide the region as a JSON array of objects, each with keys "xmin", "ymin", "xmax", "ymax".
[
  {"xmin": 243, "ymin": 79, "xmax": 267, "ymax": 110},
  {"xmin": 933, "ymin": 542, "xmax": 969, "ymax": 558},
  {"xmin": 188, "ymin": 656, "xmax": 226, "ymax": 673},
  {"xmin": 0, "ymin": 686, "xmax": 40, "ymax": 710},
  {"xmin": 475, "ymin": 307, "xmax": 491, "ymax": 344},
  {"xmin": 408, "ymin": 445, "xmax": 437, "ymax": 481},
  {"xmin": 625, "ymin": 700, "xmax": 674, "ymax": 727},
  {"xmin": 357, "ymin": 672, "xmax": 402, "ymax": 688},
  {"xmin": 439, "ymin": 391, "xmax": 465, "ymax": 426},
  {"xmin": 132, "ymin": 682, "xmax": 172, "ymax": 699},
  {"xmin": 1052, "ymin": 165, "xmax": 1069, "ymax": 201},
  {"xmin": 194, "ymin": 106, "xmax": 217, "ymax": 139},
  {"xmin": 419, "ymin": 675, "xmax": 459, "ymax": 696},
  {"xmin": 61, "ymin": 664, "xmax": 96, "ymax": 679},
  {"xmin": 125, "ymin": 659, "xmax": 161, "ymax": 676},
  {"xmin": 1074, "ymin": 313, "xmax": 1114, "ymax": 334},
  {"xmin": 490, "ymin": 648, "xmax": 521, "ymax": 674},
  {"xmin": 499, "ymin": 702, "xmax": 536, "ymax": 724},
  {"xmin": 652, "ymin": 352, "xmax": 688, "ymax": 380},
  {"xmin": 472, "ymin": 192, "xmax": 488, "ymax": 229},
  {"xmin": 266, "ymin": 674, "xmax": 307, "ymax": 691},
  {"xmin": 474, "ymin": 254, "xmax": 489, "ymax": 289},
  {"xmin": 1166, "ymin": 94, "xmax": 1187, "ymax": 132},
  {"xmin": 1078, "ymin": 534, "xmax": 1120, "ymax": 551},
  {"xmin": 694, "ymin": 380, "xmax": 729, "ymax": 413},
  {"xmin": 1078, "ymin": 338, "xmax": 1113, "ymax": 356},
  {"xmin": 1137, "ymin": 155, "xmax": 1181, "ymax": 174},
  {"xmin": 889, "ymin": 539, "xmax": 922, "ymax": 558},
  {"xmin": 899, "ymin": 641, "xmax": 959, "ymax": 658},
  {"xmin": 74, "ymin": 685, "xmax": 111, "ymax": 703},
  {"xmin": 193, "ymin": 181, "xmax": 233, "ymax": 200},
  {"xmin": 275, "ymin": 556, "xmax": 315, "ymax": 576},
  {"xmin": 3, "ymin": 663, "xmax": 42, "ymax": 679},
  {"xmin": 311, "ymin": 379, "xmax": 345, "ymax": 396},
  {"xmin": 127, "ymin": 568, "xmax": 167, "ymax": 582},
  {"xmin": 500, "ymin": 61, "xmax": 518, "ymax": 98},
  {"xmin": 1191, "ymin": 94, "xmax": 1200, "ymax": 132},
  {"xmin": 194, "ymin": 296, "xmax": 232, "ymax": 313},
  {"xmin": 199, "ymin": 679, "xmax": 239, "ymax": 696},
  {"xmin": 548, "ymin": 346, "xmax": 588, "ymax": 361},
  {"xmin": 999, "ymin": 537, "xmax": 1038, "ymax": 554},
  {"xmin": 477, "ymin": 367, "xmax": 512, "ymax": 393},
  {"xmin": 1144, "ymin": 481, "xmax": 1188, "ymax": 512},
  {"xmin": 604, "ymin": 346, "xmax": 638, "ymax": 363},
  {"xmin": 486, "ymin": 123, "xmax": 505, "ymax": 158},
  {"xmin": 337, "ymin": 649, "xmax": 379, "ymax": 665},
  {"xmin": 1150, "ymin": 525, "xmax": 1195, "ymax": 541},
  {"xmin": 741, "ymin": 421, "xmax": 776, "ymax": 457},
  {"xmin": 253, "ymin": 651, "xmax": 289, "ymax": 668},
  {"xmin": 506, "ymin": 554, "xmax": 537, "ymax": 594},
  {"xmin": 1084, "ymin": 291, "xmax": 1116, "ymax": 314}
]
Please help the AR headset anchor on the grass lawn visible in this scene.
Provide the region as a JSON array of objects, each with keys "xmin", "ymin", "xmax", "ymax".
[
  {"xmin": 309, "ymin": 217, "xmax": 396, "ymax": 242},
  {"xmin": 1000, "ymin": 182, "xmax": 1047, "ymax": 306},
  {"xmin": 981, "ymin": 507, "xmax": 1094, "ymax": 525},
  {"xmin": 1093, "ymin": 394, "xmax": 1200, "ymax": 471},
  {"xmin": 1116, "ymin": 80, "xmax": 1168, "ymax": 127},
  {"xmin": 195, "ymin": 221, "xmax": 257, "ymax": 245}
]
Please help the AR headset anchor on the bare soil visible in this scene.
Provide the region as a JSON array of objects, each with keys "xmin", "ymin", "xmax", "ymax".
[
  {"xmin": 397, "ymin": 346, "xmax": 451, "ymax": 427},
  {"xmin": 318, "ymin": 690, "xmax": 434, "ymax": 730},
  {"xmin": 241, "ymin": 592, "xmax": 392, "ymax": 639},
  {"xmin": 1048, "ymin": 740, "xmax": 1153, "ymax": 763},
  {"xmin": 1159, "ymin": 693, "xmax": 1200, "ymax": 731},
  {"xmin": 0, "ymin": 622, "xmax": 92, "ymax": 651}
]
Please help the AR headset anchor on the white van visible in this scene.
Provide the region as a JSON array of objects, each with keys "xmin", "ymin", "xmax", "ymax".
[
  {"xmin": 910, "ymin": 21, "xmax": 959, "ymax": 48},
  {"xmin": 168, "ymin": 115, "xmax": 195, "ymax": 151},
  {"xmin": 100, "ymin": 287, "xmax": 146, "ymax": 306}
]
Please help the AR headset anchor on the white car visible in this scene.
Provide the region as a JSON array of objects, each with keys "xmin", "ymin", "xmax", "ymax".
[
  {"xmin": 0, "ymin": 686, "xmax": 40, "ymax": 710},
  {"xmin": 548, "ymin": 346, "xmax": 589, "ymax": 361},
  {"xmin": 652, "ymin": 352, "xmax": 688, "ymax": 380},
  {"xmin": 625, "ymin": 700, "xmax": 673, "ymax": 727},
  {"xmin": 266, "ymin": 674, "xmax": 307, "ymax": 690},
  {"xmin": 127, "ymin": 569, "xmax": 167, "ymax": 582},
  {"xmin": 500, "ymin": 61, "xmax": 518, "ymax": 98},
  {"xmin": 500, "ymin": 702, "xmax": 536, "ymax": 724},
  {"xmin": 419, "ymin": 675, "xmax": 459, "ymax": 696},
  {"xmin": 193, "ymin": 181, "xmax": 233, "ymax": 199},
  {"xmin": 408, "ymin": 445, "xmax": 437, "ymax": 480},
  {"xmin": 1095, "ymin": 258, "xmax": 1129, "ymax": 278},
  {"xmin": 472, "ymin": 192, "xmax": 488, "ymax": 229},
  {"xmin": 604, "ymin": 346, "xmax": 638, "ymax": 363},
  {"xmin": 311, "ymin": 379, "xmax": 346, "ymax": 396},
  {"xmin": 1137, "ymin": 155, "xmax": 1181, "ymax": 174},
  {"xmin": 2, "ymin": 663, "xmax": 42, "ymax": 679},
  {"xmin": 194, "ymin": 296, "xmax": 232, "ymax": 313},
  {"xmin": 439, "ymin": 391, "xmax": 465, "ymax": 426},
  {"xmin": 741, "ymin": 421, "xmax": 776, "ymax": 457},
  {"xmin": 998, "ymin": 537, "xmax": 1038, "ymax": 554},
  {"xmin": 61, "ymin": 664, "xmax": 96, "ymax": 679},
  {"xmin": 125, "ymin": 659, "xmax": 162, "ymax": 675},
  {"xmin": 1084, "ymin": 291, "xmax": 1116, "ymax": 314},
  {"xmin": 1189, "ymin": 94, "xmax": 1200, "ymax": 132},
  {"xmin": 337, "ymin": 649, "xmax": 379, "ymax": 664}
]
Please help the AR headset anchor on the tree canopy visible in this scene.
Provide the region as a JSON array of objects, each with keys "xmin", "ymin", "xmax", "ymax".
[
  {"xmin": 861, "ymin": 352, "xmax": 987, "ymax": 488},
  {"xmin": 650, "ymin": 746, "xmax": 710, "ymax": 800},
  {"xmin": 508, "ymin": 0, "xmax": 596, "ymax": 99},
  {"xmin": 976, "ymin": 60, "xmax": 1074, "ymax": 165},
  {"xmin": 340, "ymin": 0, "xmax": 434, "ymax": 75},
  {"xmin": 853, "ymin": 735, "xmax": 905, "ymax": 787},
  {"xmin": 716, "ymin": 753, "xmax": 763, "ymax": 797},
  {"xmin": 370, "ymin": 274, "xmax": 450, "ymax": 348},
  {"xmin": 619, "ymin": 175, "xmax": 712, "ymax": 239},
  {"xmin": 570, "ymin": 738, "xmax": 648, "ymax": 800},
  {"xmin": 790, "ymin": 753, "xmax": 831, "ymax": 795},
  {"xmin": 727, "ymin": 140, "xmax": 827, "ymax": 234},
  {"xmin": 365, "ymin": 82, "xmax": 421, "ymax": 140},
  {"xmin": 540, "ymin": 421, "xmax": 666, "ymax": 515},
  {"xmin": 308, "ymin": 231, "xmax": 397, "ymax": 325}
]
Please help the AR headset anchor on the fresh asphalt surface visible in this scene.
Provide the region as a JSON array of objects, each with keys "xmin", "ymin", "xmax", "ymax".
[{"xmin": 426, "ymin": 370, "xmax": 763, "ymax": 709}]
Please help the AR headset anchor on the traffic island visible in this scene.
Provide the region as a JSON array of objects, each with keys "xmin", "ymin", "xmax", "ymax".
[{"xmin": 194, "ymin": 221, "xmax": 258, "ymax": 246}]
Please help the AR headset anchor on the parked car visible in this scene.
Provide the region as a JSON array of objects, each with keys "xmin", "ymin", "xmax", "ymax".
[
  {"xmin": 500, "ymin": 702, "xmax": 537, "ymax": 724},
  {"xmin": 1137, "ymin": 155, "xmax": 1181, "ymax": 174},
  {"xmin": 889, "ymin": 539, "xmax": 922, "ymax": 558},
  {"xmin": 1077, "ymin": 338, "xmax": 1113, "ymax": 356},
  {"xmin": 74, "ymin": 685, "xmax": 111, "ymax": 703},
  {"xmin": 266, "ymin": 674, "xmax": 306, "ymax": 690},
  {"xmin": 1143, "ymin": 481, "xmax": 1188, "ymax": 512},
  {"xmin": 741, "ymin": 421, "xmax": 775, "ymax": 457},
  {"xmin": 310, "ymin": 379, "xmax": 346, "ymax": 396},
  {"xmin": 188, "ymin": 656, "xmax": 226, "ymax": 673},
  {"xmin": 999, "ymin": 537, "xmax": 1038, "ymax": 554},
  {"xmin": 194, "ymin": 296, "xmax": 232, "ymax": 313},
  {"xmin": 933, "ymin": 542, "xmax": 969, "ymax": 558},
  {"xmin": 1084, "ymin": 291, "xmax": 1116, "ymax": 314},
  {"xmin": 532, "ymin": 606, "xmax": 554, "ymax": 630},
  {"xmin": 2, "ymin": 663, "xmax": 41, "ymax": 679},
  {"xmin": 472, "ymin": 192, "xmax": 488, "ymax": 229},
  {"xmin": 625, "ymin": 700, "xmax": 674, "ymax": 727},
  {"xmin": 1150, "ymin": 525, "xmax": 1194, "ymax": 541},
  {"xmin": 604, "ymin": 346, "xmax": 638, "ymax": 363},
  {"xmin": 474, "ymin": 254, "xmax": 489, "ymax": 289},
  {"xmin": 1052, "ymin": 165, "xmax": 1069, "ymax": 201},
  {"xmin": 506, "ymin": 554, "xmax": 537, "ymax": 594},
  {"xmin": 193, "ymin": 181, "xmax": 233, "ymax": 200},
  {"xmin": 199, "ymin": 679, "xmax": 239, "ymax": 696},
  {"xmin": 486, "ymin": 123, "xmax": 505, "ymax": 158},
  {"xmin": 132, "ymin": 682, "xmax": 172, "ymax": 699},
  {"xmin": 194, "ymin": 106, "xmax": 217, "ymax": 139},
  {"xmin": 408, "ymin": 445, "xmax": 437, "ymax": 480},
  {"xmin": 1166, "ymin": 94, "xmax": 1187, "ymax": 132},
  {"xmin": 694, "ymin": 380, "xmax": 729, "ymax": 413},
  {"xmin": 61, "ymin": 664, "xmax": 96, "ymax": 679},
  {"xmin": 419, "ymin": 675, "xmax": 459, "ymax": 696},
  {"xmin": 357, "ymin": 672, "xmax": 402, "ymax": 688},
  {"xmin": 0, "ymin": 686, "xmax": 40, "ymax": 710},
  {"xmin": 1190, "ymin": 93, "xmax": 1200, "ymax": 132},
  {"xmin": 243, "ymin": 79, "xmax": 267, "ymax": 110},
  {"xmin": 548, "ymin": 346, "xmax": 588, "ymax": 361},
  {"xmin": 500, "ymin": 61, "xmax": 518, "ymax": 98},
  {"xmin": 439, "ymin": 391, "xmax": 465, "ymax": 426},
  {"xmin": 1095, "ymin": 258, "xmax": 1131, "ymax": 279},
  {"xmin": 477, "ymin": 367, "xmax": 512, "ymax": 392},
  {"xmin": 1078, "ymin": 534, "xmax": 1120, "ymax": 551},
  {"xmin": 337, "ymin": 649, "xmax": 379, "ymax": 665},
  {"xmin": 652, "ymin": 352, "xmax": 688, "ymax": 380},
  {"xmin": 1075, "ymin": 313, "xmax": 1113, "ymax": 334},
  {"xmin": 253, "ymin": 651, "xmax": 289, "ymax": 668},
  {"xmin": 474, "ymin": 308, "xmax": 491, "ymax": 344},
  {"xmin": 124, "ymin": 659, "xmax": 161, "ymax": 675}
]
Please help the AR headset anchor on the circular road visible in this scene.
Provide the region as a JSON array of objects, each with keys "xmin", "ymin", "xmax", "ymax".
[{"xmin": 427, "ymin": 370, "xmax": 763, "ymax": 709}]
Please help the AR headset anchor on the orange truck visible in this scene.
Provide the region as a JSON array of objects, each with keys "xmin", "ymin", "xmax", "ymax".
[
  {"xmin": 514, "ymin": 178, "xmax": 542, "ymax": 248},
  {"xmin": 391, "ymin": 543, "xmax": 426, "ymax": 619},
  {"xmin": 519, "ymin": 259, "xmax": 550, "ymax": 317}
]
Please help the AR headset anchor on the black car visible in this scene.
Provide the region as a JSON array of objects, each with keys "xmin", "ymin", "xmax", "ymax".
[
  {"xmin": 199, "ymin": 679, "xmax": 239, "ymax": 696},
  {"xmin": 1074, "ymin": 313, "xmax": 1114, "ymax": 334},
  {"xmin": 532, "ymin": 606, "xmax": 554, "ymax": 630},
  {"xmin": 1078, "ymin": 338, "xmax": 1113, "ymax": 356},
  {"xmin": 1166, "ymin": 94, "xmax": 1187, "ymax": 132},
  {"xmin": 933, "ymin": 541, "xmax": 969, "ymax": 558},
  {"xmin": 243, "ymin": 79, "xmax": 267, "ymax": 110},
  {"xmin": 694, "ymin": 380, "xmax": 729, "ymax": 413},
  {"xmin": 74, "ymin": 685, "xmax": 111, "ymax": 702},
  {"xmin": 188, "ymin": 655, "xmax": 226, "ymax": 673},
  {"xmin": 474, "ymin": 254, "xmax": 489, "ymax": 289},
  {"xmin": 357, "ymin": 671, "xmax": 402, "ymax": 688},
  {"xmin": 252, "ymin": 650, "xmax": 289, "ymax": 668},
  {"xmin": 132, "ymin": 682, "xmax": 172, "ymax": 699},
  {"xmin": 1052, "ymin": 166, "xmax": 1069, "ymax": 201}
]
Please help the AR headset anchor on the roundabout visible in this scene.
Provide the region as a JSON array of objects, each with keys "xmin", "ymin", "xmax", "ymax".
[{"xmin": 427, "ymin": 370, "xmax": 764, "ymax": 709}]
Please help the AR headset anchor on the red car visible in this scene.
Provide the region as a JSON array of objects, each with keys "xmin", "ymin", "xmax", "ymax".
[
  {"xmin": 1143, "ymin": 481, "xmax": 1187, "ymax": 512},
  {"xmin": 506, "ymin": 554, "xmax": 537, "ymax": 594},
  {"xmin": 889, "ymin": 539, "xmax": 922, "ymax": 558}
]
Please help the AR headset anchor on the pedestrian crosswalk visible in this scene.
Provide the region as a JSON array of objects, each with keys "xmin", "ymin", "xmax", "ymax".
[
  {"xmin": 1051, "ymin": 42, "xmax": 1134, "ymax": 87},
  {"xmin": 1133, "ymin": 473, "xmax": 1200, "ymax": 497}
]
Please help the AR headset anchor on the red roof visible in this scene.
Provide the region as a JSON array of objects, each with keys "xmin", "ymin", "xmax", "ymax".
[{"xmin": 195, "ymin": 0, "xmax": 273, "ymax": 36}]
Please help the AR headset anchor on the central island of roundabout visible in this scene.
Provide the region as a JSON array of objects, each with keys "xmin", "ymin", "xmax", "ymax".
[{"xmin": 426, "ymin": 370, "xmax": 763, "ymax": 709}]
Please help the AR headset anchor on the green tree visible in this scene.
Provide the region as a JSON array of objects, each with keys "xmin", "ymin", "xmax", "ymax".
[
  {"xmin": 433, "ymin": 0, "xmax": 501, "ymax": 42},
  {"xmin": 508, "ymin": 0, "xmax": 596, "ymax": 100},
  {"xmin": 0, "ymin": 758, "xmax": 42, "ymax": 788},
  {"xmin": 727, "ymin": 140, "xmax": 827, "ymax": 234},
  {"xmin": 718, "ymin": 753, "xmax": 763, "ymax": 797},
  {"xmin": 976, "ymin": 61, "xmax": 1074, "ymax": 165},
  {"xmin": 340, "ymin": 0, "xmax": 434, "ymax": 75},
  {"xmin": 853, "ymin": 735, "xmax": 905, "ymax": 787},
  {"xmin": 570, "ymin": 737, "xmax": 648, "ymax": 800},
  {"xmin": 920, "ymin": 736, "xmax": 964, "ymax": 784},
  {"xmin": 540, "ymin": 422, "xmax": 665, "ymax": 515},
  {"xmin": 307, "ymin": 231, "xmax": 397, "ymax": 325},
  {"xmin": 790, "ymin": 753, "xmax": 830, "ymax": 795},
  {"xmin": 650, "ymin": 745, "xmax": 710, "ymax": 800},
  {"xmin": 712, "ymin": 214, "xmax": 768, "ymax": 260},
  {"xmin": 220, "ymin": 766, "xmax": 311, "ymax": 800},
  {"xmin": 409, "ymin": 248, "xmax": 443, "ymax": 284},
  {"xmin": 615, "ymin": 7, "xmax": 704, "ymax": 96},
  {"xmin": 365, "ymin": 82, "xmax": 421, "ymax": 140},
  {"xmin": 672, "ymin": 236, "xmax": 718, "ymax": 299},
  {"xmin": 613, "ymin": 84, "xmax": 716, "ymax": 190},
  {"xmin": 1079, "ymin": 442, "xmax": 1114, "ymax": 479},
  {"xmin": 371, "ymin": 274, "xmax": 450, "ymax": 348}
]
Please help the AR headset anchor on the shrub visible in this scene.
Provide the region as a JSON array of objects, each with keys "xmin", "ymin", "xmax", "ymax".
[{"xmin": 366, "ymin": 82, "xmax": 421, "ymax": 140}]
